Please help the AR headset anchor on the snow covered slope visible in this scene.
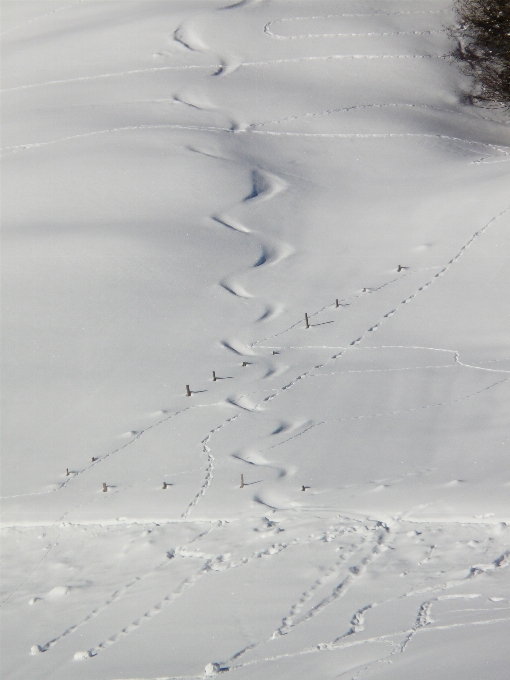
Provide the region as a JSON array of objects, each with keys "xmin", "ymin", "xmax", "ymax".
[{"xmin": 1, "ymin": 1, "xmax": 509, "ymax": 678}]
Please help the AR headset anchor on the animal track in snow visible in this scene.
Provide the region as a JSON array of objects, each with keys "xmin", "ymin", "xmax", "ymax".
[
  {"xmin": 6, "ymin": 4, "xmax": 510, "ymax": 676},
  {"xmin": 0, "ymin": 0, "xmax": 85, "ymax": 37},
  {"xmin": 225, "ymin": 524, "xmax": 391, "ymax": 666},
  {"xmin": 252, "ymin": 102, "xmax": 505, "ymax": 131},
  {"xmin": 265, "ymin": 22, "xmax": 445, "ymax": 41},
  {"xmin": 85, "ymin": 565, "xmax": 207, "ymax": 658},
  {"xmin": 263, "ymin": 375, "xmax": 508, "ymax": 453},
  {"xmin": 281, "ymin": 527, "xmax": 390, "ymax": 632},
  {"xmin": 271, "ymin": 548, "xmax": 365, "ymax": 638},
  {"xmin": 1, "ymin": 64, "xmax": 221, "ymax": 93},
  {"xmin": 400, "ymin": 593, "xmax": 482, "ymax": 651},
  {"xmin": 32, "ymin": 520, "xmax": 228, "ymax": 654},
  {"xmin": 249, "ymin": 205, "xmax": 509, "ymax": 366},
  {"xmin": 1, "ymin": 52, "xmax": 448, "ymax": 96},
  {"xmin": 4, "ymin": 126, "xmax": 507, "ymax": 166},
  {"xmin": 78, "ymin": 533, "xmax": 320, "ymax": 659},
  {"xmin": 247, "ymin": 131, "xmax": 510, "ymax": 164},
  {"xmin": 181, "ymin": 415, "xmax": 239, "ymax": 519}
]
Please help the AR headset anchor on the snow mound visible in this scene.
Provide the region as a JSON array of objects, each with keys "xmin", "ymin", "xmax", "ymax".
[{"xmin": 73, "ymin": 650, "xmax": 92, "ymax": 661}]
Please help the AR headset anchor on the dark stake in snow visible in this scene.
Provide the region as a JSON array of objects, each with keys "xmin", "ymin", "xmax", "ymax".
[
  {"xmin": 240, "ymin": 474, "xmax": 245, "ymax": 488},
  {"xmin": 212, "ymin": 371, "xmax": 217, "ymax": 381},
  {"xmin": 185, "ymin": 384, "xmax": 192, "ymax": 397},
  {"xmin": 305, "ymin": 312, "xmax": 310, "ymax": 328},
  {"xmin": 102, "ymin": 483, "xmax": 107, "ymax": 493}
]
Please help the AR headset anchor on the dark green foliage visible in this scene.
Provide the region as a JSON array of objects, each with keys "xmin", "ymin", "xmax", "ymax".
[{"xmin": 449, "ymin": 0, "xmax": 510, "ymax": 109}]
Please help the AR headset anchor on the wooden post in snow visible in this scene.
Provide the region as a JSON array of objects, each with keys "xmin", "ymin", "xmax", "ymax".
[
  {"xmin": 162, "ymin": 482, "xmax": 167, "ymax": 489},
  {"xmin": 240, "ymin": 474, "xmax": 245, "ymax": 489},
  {"xmin": 185, "ymin": 384, "xmax": 192, "ymax": 397},
  {"xmin": 335, "ymin": 299, "xmax": 339, "ymax": 308},
  {"xmin": 66, "ymin": 468, "xmax": 69, "ymax": 476},
  {"xmin": 212, "ymin": 371, "xmax": 217, "ymax": 382},
  {"xmin": 305, "ymin": 313, "xmax": 310, "ymax": 329},
  {"xmin": 102, "ymin": 483, "xmax": 107, "ymax": 492}
]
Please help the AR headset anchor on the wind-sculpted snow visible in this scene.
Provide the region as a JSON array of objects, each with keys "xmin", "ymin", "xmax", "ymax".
[{"xmin": 1, "ymin": 0, "xmax": 509, "ymax": 678}]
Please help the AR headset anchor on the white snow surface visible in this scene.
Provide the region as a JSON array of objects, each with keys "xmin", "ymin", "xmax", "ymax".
[{"xmin": 1, "ymin": 0, "xmax": 510, "ymax": 678}]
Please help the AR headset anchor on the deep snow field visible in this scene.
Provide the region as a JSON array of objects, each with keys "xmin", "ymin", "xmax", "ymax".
[{"xmin": 1, "ymin": 0, "xmax": 510, "ymax": 678}]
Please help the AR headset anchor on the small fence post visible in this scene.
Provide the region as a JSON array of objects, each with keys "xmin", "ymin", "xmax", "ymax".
[
  {"xmin": 102, "ymin": 483, "xmax": 107, "ymax": 492},
  {"xmin": 335, "ymin": 299, "xmax": 339, "ymax": 308},
  {"xmin": 185, "ymin": 384, "xmax": 192, "ymax": 397},
  {"xmin": 240, "ymin": 474, "xmax": 245, "ymax": 488},
  {"xmin": 305, "ymin": 313, "xmax": 310, "ymax": 329},
  {"xmin": 212, "ymin": 371, "xmax": 217, "ymax": 381}
]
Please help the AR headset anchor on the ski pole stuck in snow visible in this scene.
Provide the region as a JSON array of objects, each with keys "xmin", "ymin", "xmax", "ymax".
[
  {"xmin": 185, "ymin": 384, "xmax": 192, "ymax": 397},
  {"xmin": 240, "ymin": 474, "xmax": 245, "ymax": 488},
  {"xmin": 212, "ymin": 371, "xmax": 217, "ymax": 381},
  {"xmin": 305, "ymin": 312, "xmax": 310, "ymax": 328},
  {"xmin": 102, "ymin": 483, "xmax": 107, "ymax": 492}
]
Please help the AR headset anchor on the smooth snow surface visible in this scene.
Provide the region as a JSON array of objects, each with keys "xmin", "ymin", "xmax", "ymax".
[{"xmin": 1, "ymin": 1, "xmax": 510, "ymax": 678}]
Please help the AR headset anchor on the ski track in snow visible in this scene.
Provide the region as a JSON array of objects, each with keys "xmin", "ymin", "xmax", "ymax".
[{"xmin": 4, "ymin": 1, "xmax": 510, "ymax": 673}]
